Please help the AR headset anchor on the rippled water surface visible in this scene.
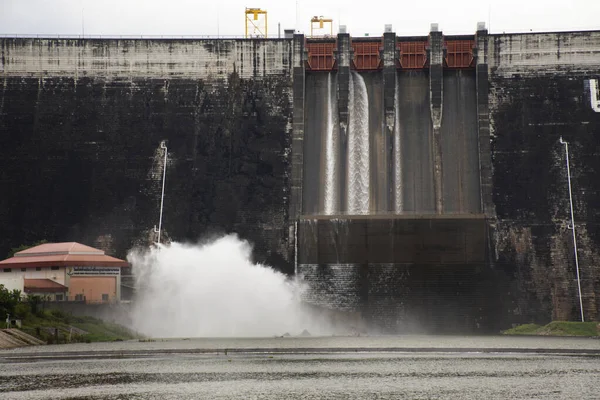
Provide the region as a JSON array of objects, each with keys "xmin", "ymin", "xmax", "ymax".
[{"xmin": 2, "ymin": 336, "xmax": 599, "ymax": 399}]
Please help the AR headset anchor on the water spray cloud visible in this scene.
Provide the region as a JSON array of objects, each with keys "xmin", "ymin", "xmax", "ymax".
[{"xmin": 128, "ymin": 235, "xmax": 330, "ymax": 338}]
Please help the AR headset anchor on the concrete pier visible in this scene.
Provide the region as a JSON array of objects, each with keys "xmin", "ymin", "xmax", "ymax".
[
  {"xmin": 382, "ymin": 32, "xmax": 397, "ymax": 211},
  {"xmin": 428, "ymin": 27, "xmax": 445, "ymax": 214},
  {"xmin": 336, "ymin": 32, "xmax": 351, "ymax": 212},
  {"xmin": 474, "ymin": 26, "xmax": 495, "ymax": 218}
]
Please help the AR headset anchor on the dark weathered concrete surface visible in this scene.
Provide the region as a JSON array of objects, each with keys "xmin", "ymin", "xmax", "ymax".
[
  {"xmin": 0, "ymin": 72, "xmax": 293, "ymax": 271},
  {"xmin": 297, "ymin": 215, "xmax": 495, "ymax": 333},
  {"xmin": 491, "ymin": 75, "xmax": 600, "ymax": 323},
  {"xmin": 302, "ymin": 73, "xmax": 327, "ymax": 215},
  {"xmin": 441, "ymin": 69, "xmax": 481, "ymax": 213},
  {"xmin": 298, "ymin": 215, "xmax": 487, "ymax": 265},
  {"xmin": 397, "ymin": 71, "xmax": 435, "ymax": 213}
]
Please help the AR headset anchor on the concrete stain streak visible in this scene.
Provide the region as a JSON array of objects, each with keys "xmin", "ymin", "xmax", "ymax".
[{"xmin": 1, "ymin": 38, "xmax": 293, "ymax": 79}]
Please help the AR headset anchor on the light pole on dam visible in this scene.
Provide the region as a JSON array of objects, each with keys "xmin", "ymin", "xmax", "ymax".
[
  {"xmin": 154, "ymin": 140, "xmax": 168, "ymax": 245},
  {"xmin": 558, "ymin": 136, "xmax": 584, "ymax": 322}
]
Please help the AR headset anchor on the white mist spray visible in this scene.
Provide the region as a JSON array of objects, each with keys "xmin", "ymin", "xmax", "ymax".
[
  {"xmin": 323, "ymin": 72, "xmax": 339, "ymax": 215},
  {"xmin": 347, "ymin": 71, "xmax": 370, "ymax": 214},
  {"xmin": 129, "ymin": 235, "xmax": 330, "ymax": 338}
]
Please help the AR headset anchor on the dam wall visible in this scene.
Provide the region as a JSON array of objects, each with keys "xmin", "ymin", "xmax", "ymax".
[
  {"xmin": 487, "ymin": 31, "xmax": 600, "ymax": 322},
  {"xmin": 2, "ymin": 29, "xmax": 600, "ymax": 329},
  {"xmin": 0, "ymin": 38, "xmax": 295, "ymax": 271}
]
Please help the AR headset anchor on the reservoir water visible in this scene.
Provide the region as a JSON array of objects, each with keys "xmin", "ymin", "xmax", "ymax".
[{"xmin": 2, "ymin": 335, "xmax": 599, "ymax": 399}]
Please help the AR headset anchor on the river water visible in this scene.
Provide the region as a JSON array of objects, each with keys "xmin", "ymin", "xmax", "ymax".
[{"xmin": 1, "ymin": 336, "xmax": 599, "ymax": 399}]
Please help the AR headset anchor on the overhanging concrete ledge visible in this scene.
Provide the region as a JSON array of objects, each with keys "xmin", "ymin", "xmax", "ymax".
[{"xmin": 298, "ymin": 214, "xmax": 489, "ymax": 265}]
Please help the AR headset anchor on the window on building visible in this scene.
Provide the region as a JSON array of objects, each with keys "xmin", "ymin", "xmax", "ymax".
[
  {"xmin": 21, "ymin": 268, "xmax": 26, "ymax": 272},
  {"xmin": 75, "ymin": 294, "xmax": 84, "ymax": 301},
  {"xmin": 55, "ymin": 294, "xmax": 64, "ymax": 301},
  {"xmin": 3, "ymin": 268, "xmax": 11, "ymax": 272},
  {"xmin": 36, "ymin": 267, "xmax": 42, "ymax": 271},
  {"xmin": 102, "ymin": 294, "xmax": 109, "ymax": 302},
  {"xmin": 51, "ymin": 266, "xmax": 59, "ymax": 270}
]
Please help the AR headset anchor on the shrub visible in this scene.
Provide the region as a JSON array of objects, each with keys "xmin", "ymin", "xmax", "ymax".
[
  {"xmin": 0, "ymin": 284, "xmax": 19, "ymax": 319},
  {"xmin": 50, "ymin": 309, "xmax": 66, "ymax": 319},
  {"xmin": 27, "ymin": 295, "xmax": 43, "ymax": 316},
  {"xmin": 14, "ymin": 303, "xmax": 31, "ymax": 319}
]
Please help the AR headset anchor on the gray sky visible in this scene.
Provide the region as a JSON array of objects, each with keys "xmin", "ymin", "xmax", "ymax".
[{"xmin": 1, "ymin": 0, "xmax": 599, "ymax": 37}]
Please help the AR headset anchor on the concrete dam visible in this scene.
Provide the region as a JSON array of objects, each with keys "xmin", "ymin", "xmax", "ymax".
[{"xmin": 1, "ymin": 25, "xmax": 600, "ymax": 332}]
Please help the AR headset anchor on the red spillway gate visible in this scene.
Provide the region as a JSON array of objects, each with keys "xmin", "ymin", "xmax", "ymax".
[
  {"xmin": 306, "ymin": 41, "xmax": 337, "ymax": 71},
  {"xmin": 397, "ymin": 41, "xmax": 428, "ymax": 69},
  {"xmin": 304, "ymin": 38, "xmax": 475, "ymax": 71},
  {"xmin": 352, "ymin": 41, "xmax": 382, "ymax": 70},
  {"xmin": 445, "ymin": 40, "xmax": 475, "ymax": 68}
]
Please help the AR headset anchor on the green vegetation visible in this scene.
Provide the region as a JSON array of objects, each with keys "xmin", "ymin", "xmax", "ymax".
[
  {"xmin": 502, "ymin": 323, "xmax": 542, "ymax": 335},
  {"xmin": 0, "ymin": 284, "xmax": 22, "ymax": 320},
  {"xmin": 503, "ymin": 321, "xmax": 599, "ymax": 337},
  {"xmin": 2, "ymin": 285, "xmax": 138, "ymax": 344},
  {"xmin": 19, "ymin": 309, "xmax": 139, "ymax": 344}
]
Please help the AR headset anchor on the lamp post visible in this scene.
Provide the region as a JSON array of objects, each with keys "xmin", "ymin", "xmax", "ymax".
[
  {"xmin": 559, "ymin": 136, "xmax": 584, "ymax": 322},
  {"xmin": 155, "ymin": 141, "xmax": 168, "ymax": 244}
]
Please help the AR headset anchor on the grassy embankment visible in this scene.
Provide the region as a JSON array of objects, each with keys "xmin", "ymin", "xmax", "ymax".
[
  {"xmin": 502, "ymin": 321, "xmax": 599, "ymax": 337},
  {"xmin": 19, "ymin": 309, "xmax": 139, "ymax": 344}
]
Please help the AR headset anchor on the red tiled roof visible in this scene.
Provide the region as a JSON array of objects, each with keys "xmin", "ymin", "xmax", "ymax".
[
  {"xmin": 24, "ymin": 279, "xmax": 68, "ymax": 293},
  {"xmin": 0, "ymin": 242, "xmax": 128, "ymax": 268},
  {"xmin": 16, "ymin": 242, "xmax": 104, "ymax": 256}
]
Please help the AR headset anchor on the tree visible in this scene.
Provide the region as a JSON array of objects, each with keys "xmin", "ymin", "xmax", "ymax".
[{"xmin": 0, "ymin": 284, "xmax": 19, "ymax": 319}]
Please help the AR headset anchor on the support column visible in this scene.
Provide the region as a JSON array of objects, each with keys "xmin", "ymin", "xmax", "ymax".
[
  {"xmin": 428, "ymin": 24, "xmax": 444, "ymax": 214},
  {"xmin": 289, "ymin": 34, "xmax": 305, "ymax": 260},
  {"xmin": 337, "ymin": 32, "xmax": 351, "ymax": 212},
  {"xmin": 382, "ymin": 31, "xmax": 397, "ymax": 211},
  {"xmin": 475, "ymin": 23, "xmax": 494, "ymax": 218}
]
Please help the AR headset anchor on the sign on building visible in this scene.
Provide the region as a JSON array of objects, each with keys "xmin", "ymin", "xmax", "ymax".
[{"xmin": 68, "ymin": 267, "xmax": 120, "ymax": 276}]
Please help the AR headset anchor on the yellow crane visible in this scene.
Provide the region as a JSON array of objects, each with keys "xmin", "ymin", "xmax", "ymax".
[
  {"xmin": 245, "ymin": 8, "xmax": 268, "ymax": 38},
  {"xmin": 310, "ymin": 16, "xmax": 333, "ymax": 37}
]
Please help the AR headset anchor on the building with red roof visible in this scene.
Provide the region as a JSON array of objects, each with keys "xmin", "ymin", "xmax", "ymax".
[{"xmin": 0, "ymin": 242, "xmax": 128, "ymax": 303}]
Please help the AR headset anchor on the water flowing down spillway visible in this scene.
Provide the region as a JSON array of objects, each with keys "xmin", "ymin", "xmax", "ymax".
[
  {"xmin": 394, "ymin": 77, "xmax": 403, "ymax": 213},
  {"xmin": 323, "ymin": 73, "xmax": 339, "ymax": 215},
  {"xmin": 128, "ymin": 235, "xmax": 331, "ymax": 337},
  {"xmin": 347, "ymin": 72, "xmax": 370, "ymax": 214}
]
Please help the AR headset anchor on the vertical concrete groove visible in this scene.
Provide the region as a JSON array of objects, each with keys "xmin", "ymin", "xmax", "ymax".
[
  {"xmin": 429, "ymin": 31, "xmax": 444, "ymax": 214},
  {"xmin": 337, "ymin": 33, "xmax": 351, "ymax": 213},
  {"xmin": 382, "ymin": 32, "xmax": 397, "ymax": 212}
]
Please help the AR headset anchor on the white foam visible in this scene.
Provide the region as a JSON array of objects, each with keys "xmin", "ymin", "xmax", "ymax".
[{"xmin": 128, "ymin": 235, "xmax": 330, "ymax": 338}]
